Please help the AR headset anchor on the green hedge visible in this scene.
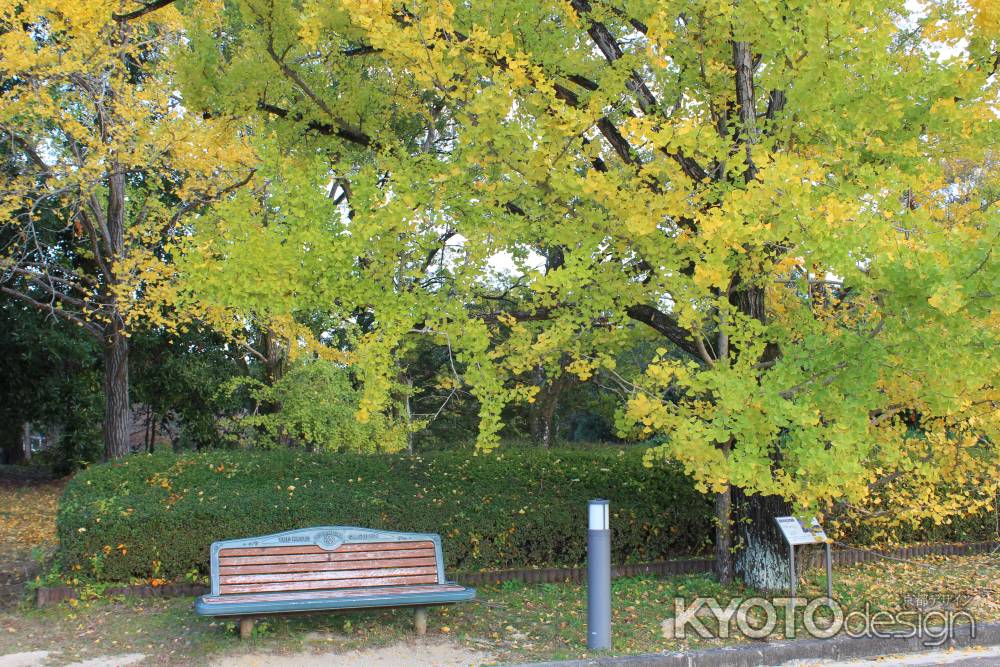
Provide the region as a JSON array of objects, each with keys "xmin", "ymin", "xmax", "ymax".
[
  {"xmin": 837, "ymin": 505, "xmax": 999, "ymax": 546},
  {"xmin": 56, "ymin": 448, "xmax": 714, "ymax": 582}
]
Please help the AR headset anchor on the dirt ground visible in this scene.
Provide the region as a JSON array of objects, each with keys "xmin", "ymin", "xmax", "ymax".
[
  {"xmin": 0, "ymin": 642, "xmax": 490, "ymax": 667},
  {"xmin": 208, "ymin": 640, "xmax": 490, "ymax": 666},
  {"xmin": 0, "ymin": 652, "xmax": 146, "ymax": 667}
]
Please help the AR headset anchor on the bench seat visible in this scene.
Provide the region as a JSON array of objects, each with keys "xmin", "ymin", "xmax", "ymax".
[
  {"xmin": 194, "ymin": 526, "xmax": 475, "ymax": 637},
  {"xmin": 195, "ymin": 582, "xmax": 474, "ymax": 616}
]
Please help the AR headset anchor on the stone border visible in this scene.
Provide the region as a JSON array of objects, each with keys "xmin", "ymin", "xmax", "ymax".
[
  {"xmin": 34, "ymin": 541, "xmax": 999, "ymax": 607},
  {"xmin": 518, "ymin": 622, "xmax": 1000, "ymax": 667}
]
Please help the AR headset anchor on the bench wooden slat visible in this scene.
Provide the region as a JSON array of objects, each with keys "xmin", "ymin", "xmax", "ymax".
[
  {"xmin": 220, "ymin": 566, "xmax": 438, "ymax": 585},
  {"xmin": 201, "ymin": 582, "xmax": 468, "ymax": 605},
  {"xmin": 334, "ymin": 541, "xmax": 435, "ymax": 553},
  {"xmin": 219, "ymin": 547, "xmax": 435, "ymax": 566},
  {"xmin": 219, "ymin": 545, "xmax": 326, "ymax": 556},
  {"xmin": 219, "ymin": 556, "xmax": 438, "ymax": 576},
  {"xmin": 220, "ymin": 573, "xmax": 439, "ymax": 594},
  {"xmin": 219, "ymin": 541, "xmax": 435, "ymax": 558}
]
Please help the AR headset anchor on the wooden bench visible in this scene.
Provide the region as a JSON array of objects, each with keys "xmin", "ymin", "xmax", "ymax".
[{"xmin": 194, "ymin": 526, "xmax": 475, "ymax": 638}]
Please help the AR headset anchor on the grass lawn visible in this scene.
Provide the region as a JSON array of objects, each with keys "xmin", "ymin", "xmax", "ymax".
[{"xmin": 0, "ymin": 554, "xmax": 998, "ymax": 665}]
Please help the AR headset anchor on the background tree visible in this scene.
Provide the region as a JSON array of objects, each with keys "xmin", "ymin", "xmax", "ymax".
[
  {"xmin": 130, "ymin": 324, "xmax": 250, "ymax": 451},
  {"xmin": 0, "ymin": 1, "xmax": 254, "ymax": 459},
  {"xmin": 0, "ymin": 295, "xmax": 102, "ymax": 469},
  {"xmin": 217, "ymin": 358, "xmax": 410, "ymax": 453}
]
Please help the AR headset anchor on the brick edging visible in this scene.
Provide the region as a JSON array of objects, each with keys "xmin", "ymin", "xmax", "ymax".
[
  {"xmin": 34, "ymin": 540, "xmax": 999, "ymax": 607},
  {"xmin": 456, "ymin": 558, "xmax": 714, "ymax": 587},
  {"xmin": 455, "ymin": 541, "xmax": 999, "ymax": 586},
  {"xmin": 515, "ymin": 621, "xmax": 1000, "ymax": 667}
]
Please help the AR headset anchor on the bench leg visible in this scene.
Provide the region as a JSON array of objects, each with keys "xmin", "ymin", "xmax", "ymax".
[
  {"xmin": 239, "ymin": 617, "xmax": 254, "ymax": 640},
  {"xmin": 414, "ymin": 607, "xmax": 428, "ymax": 635}
]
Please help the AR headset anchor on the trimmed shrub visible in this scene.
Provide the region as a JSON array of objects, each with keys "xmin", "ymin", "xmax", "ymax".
[{"xmin": 56, "ymin": 448, "xmax": 713, "ymax": 582}]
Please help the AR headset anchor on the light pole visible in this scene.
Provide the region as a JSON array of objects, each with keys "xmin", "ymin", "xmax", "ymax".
[{"xmin": 587, "ymin": 499, "xmax": 611, "ymax": 650}]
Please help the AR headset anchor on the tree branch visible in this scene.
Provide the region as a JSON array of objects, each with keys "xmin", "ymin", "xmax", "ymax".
[
  {"xmin": 0, "ymin": 285, "xmax": 102, "ymax": 336},
  {"xmin": 167, "ymin": 168, "xmax": 257, "ymax": 230},
  {"xmin": 625, "ymin": 303, "xmax": 701, "ymax": 359},
  {"xmin": 263, "ymin": 31, "xmax": 372, "ymax": 149},
  {"xmin": 112, "ymin": 0, "xmax": 178, "ymax": 22},
  {"xmin": 778, "ymin": 361, "xmax": 850, "ymax": 400},
  {"xmin": 568, "ymin": 1, "xmax": 710, "ymax": 183},
  {"xmin": 257, "ymin": 102, "xmax": 372, "ymax": 147}
]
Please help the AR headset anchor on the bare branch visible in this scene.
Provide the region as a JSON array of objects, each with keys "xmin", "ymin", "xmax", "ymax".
[{"xmin": 0, "ymin": 285, "xmax": 102, "ymax": 336}]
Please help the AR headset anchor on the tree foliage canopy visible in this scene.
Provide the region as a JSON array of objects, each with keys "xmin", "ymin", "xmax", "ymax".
[
  {"xmin": 170, "ymin": 0, "xmax": 1000, "ymax": 526},
  {"xmin": 1, "ymin": 0, "xmax": 997, "ymax": 535}
]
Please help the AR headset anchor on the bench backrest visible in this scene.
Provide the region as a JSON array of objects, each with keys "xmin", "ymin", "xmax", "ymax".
[{"xmin": 208, "ymin": 527, "xmax": 446, "ymax": 597}]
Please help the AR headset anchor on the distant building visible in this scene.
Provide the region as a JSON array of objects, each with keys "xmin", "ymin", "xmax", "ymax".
[
  {"xmin": 2, "ymin": 404, "xmax": 179, "ymax": 465},
  {"xmin": 128, "ymin": 404, "xmax": 179, "ymax": 452}
]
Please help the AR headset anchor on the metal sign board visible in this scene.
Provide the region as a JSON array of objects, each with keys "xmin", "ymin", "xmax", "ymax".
[
  {"xmin": 775, "ymin": 516, "xmax": 828, "ymax": 546},
  {"xmin": 774, "ymin": 516, "xmax": 833, "ymax": 598}
]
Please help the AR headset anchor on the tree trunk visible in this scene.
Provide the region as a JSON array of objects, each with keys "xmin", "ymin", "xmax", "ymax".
[
  {"xmin": 529, "ymin": 368, "xmax": 571, "ymax": 449},
  {"xmin": 712, "ymin": 438, "xmax": 734, "ymax": 583},
  {"xmin": 529, "ymin": 389, "xmax": 558, "ymax": 448},
  {"xmin": 714, "ymin": 484, "xmax": 733, "ymax": 584},
  {"xmin": 724, "ymin": 279, "xmax": 788, "ymax": 589},
  {"xmin": 263, "ymin": 328, "xmax": 288, "ymax": 384},
  {"xmin": 529, "ymin": 366, "xmax": 546, "ymax": 446},
  {"xmin": 102, "ymin": 327, "xmax": 131, "ymax": 460},
  {"xmin": 102, "ymin": 162, "xmax": 130, "ymax": 461},
  {"xmin": 732, "ymin": 486, "xmax": 792, "ymax": 591},
  {"xmin": 403, "ymin": 375, "xmax": 414, "ymax": 454},
  {"xmin": 144, "ymin": 406, "xmax": 155, "ymax": 452},
  {"xmin": 537, "ymin": 387, "xmax": 558, "ymax": 449},
  {"xmin": 261, "ymin": 327, "xmax": 291, "ymax": 446},
  {"xmin": 20, "ymin": 422, "xmax": 32, "ymax": 463}
]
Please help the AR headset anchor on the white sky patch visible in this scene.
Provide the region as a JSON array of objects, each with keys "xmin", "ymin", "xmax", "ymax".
[
  {"xmin": 904, "ymin": 0, "xmax": 970, "ymax": 61},
  {"xmin": 443, "ymin": 233, "xmax": 546, "ymax": 276},
  {"xmin": 488, "ymin": 248, "xmax": 547, "ymax": 275}
]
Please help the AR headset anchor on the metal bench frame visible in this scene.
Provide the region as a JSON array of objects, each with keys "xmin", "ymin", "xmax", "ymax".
[{"xmin": 194, "ymin": 526, "xmax": 475, "ymax": 638}]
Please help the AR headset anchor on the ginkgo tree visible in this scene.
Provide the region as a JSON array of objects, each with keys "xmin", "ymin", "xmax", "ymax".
[
  {"xmin": 175, "ymin": 0, "xmax": 999, "ymax": 588},
  {"xmin": 0, "ymin": 1, "xmax": 254, "ymax": 459}
]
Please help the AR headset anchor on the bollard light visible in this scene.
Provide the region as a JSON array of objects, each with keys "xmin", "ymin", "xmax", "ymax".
[
  {"xmin": 589, "ymin": 498, "xmax": 609, "ymax": 530},
  {"xmin": 587, "ymin": 499, "xmax": 611, "ymax": 650}
]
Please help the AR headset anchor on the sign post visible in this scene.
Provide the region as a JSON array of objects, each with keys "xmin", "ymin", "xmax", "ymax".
[
  {"xmin": 775, "ymin": 516, "xmax": 832, "ymax": 598},
  {"xmin": 587, "ymin": 499, "xmax": 611, "ymax": 650}
]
